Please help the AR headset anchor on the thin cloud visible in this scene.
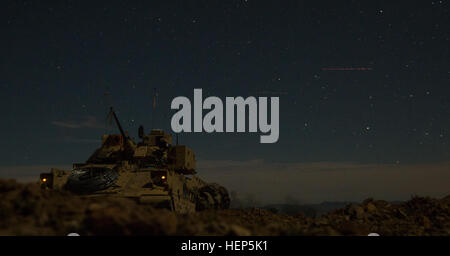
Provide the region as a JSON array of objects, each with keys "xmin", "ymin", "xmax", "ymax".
[
  {"xmin": 51, "ymin": 116, "xmax": 105, "ymax": 129},
  {"xmin": 198, "ymin": 160, "xmax": 450, "ymax": 204},
  {"xmin": 2, "ymin": 161, "xmax": 448, "ymax": 204},
  {"xmin": 60, "ymin": 136, "xmax": 101, "ymax": 144}
]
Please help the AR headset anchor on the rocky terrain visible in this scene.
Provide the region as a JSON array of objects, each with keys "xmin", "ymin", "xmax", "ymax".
[{"xmin": 0, "ymin": 179, "xmax": 448, "ymax": 236}]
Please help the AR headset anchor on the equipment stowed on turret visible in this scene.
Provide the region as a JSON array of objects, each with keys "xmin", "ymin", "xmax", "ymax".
[{"xmin": 39, "ymin": 107, "xmax": 230, "ymax": 213}]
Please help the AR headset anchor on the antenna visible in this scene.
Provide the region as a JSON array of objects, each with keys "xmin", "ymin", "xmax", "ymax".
[
  {"xmin": 138, "ymin": 125, "xmax": 144, "ymax": 139},
  {"xmin": 151, "ymin": 88, "xmax": 157, "ymax": 129},
  {"xmin": 104, "ymin": 90, "xmax": 113, "ymax": 133},
  {"xmin": 104, "ymin": 91, "xmax": 111, "ymax": 108}
]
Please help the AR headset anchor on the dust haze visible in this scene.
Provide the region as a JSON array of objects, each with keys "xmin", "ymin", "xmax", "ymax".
[{"xmin": 2, "ymin": 161, "xmax": 449, "ymax": 205}]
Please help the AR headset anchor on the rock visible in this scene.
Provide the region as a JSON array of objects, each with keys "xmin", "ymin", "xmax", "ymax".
[
  {"xmin": 366, "ymin": 202, "xmax": 377, "ymax": 212},
  {"xmin": 422, "ymin": 216, "xmax": 432, "ymax": 229},
  {"xmin": 396, "ymin": 208, "xmax": 408, "ymax": 218},
  {"xmin": 0, "ymin": 179, "xmax": 21, "ymax": 193},
  {"xmin": 314, "ymin": 218, "xmax": 329, "ymax": 225},
  {"xmin": 0, "ymin": 179, "xmax": 449, "ymax": 236},
  {"xmin": 228, "ymin": 224, "xmax": 251, "ymax": 236},
  {"xmin": 348, "ymin": 205, "xmax": 365, "ymax": 219},
  {"xmin": 334, "ymin": 221, "xmax": 370, "ymax": 236},
  {"xmin": 87, "ymin": 203, "xmax": 103, "ymax": 212}
]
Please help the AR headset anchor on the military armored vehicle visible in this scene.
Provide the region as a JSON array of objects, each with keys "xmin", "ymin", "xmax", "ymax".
[{"xmin": 39, "ymin": 107, "xmax": 230, "ymax": 213}]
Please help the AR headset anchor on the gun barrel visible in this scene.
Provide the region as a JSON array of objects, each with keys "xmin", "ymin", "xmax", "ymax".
[{"xmin": 110, "ymin": 107, "xmax": 127, "ymax": 140}]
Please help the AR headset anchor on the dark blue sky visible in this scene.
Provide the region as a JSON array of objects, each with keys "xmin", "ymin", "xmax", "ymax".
[{"xmin": 1, "ymin": 0, "xmax": 449, "ymax": 166}]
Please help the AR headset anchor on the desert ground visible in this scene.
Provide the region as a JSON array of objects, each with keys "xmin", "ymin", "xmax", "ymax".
[{"xmin": 0, "ymin": 179, "xmax": 448, "ymax": 236}]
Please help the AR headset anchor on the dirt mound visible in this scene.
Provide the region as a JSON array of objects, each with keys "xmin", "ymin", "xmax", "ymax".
[{"xmin": 0, "ymin": 179, "xmax": 448, "ymax": 235}]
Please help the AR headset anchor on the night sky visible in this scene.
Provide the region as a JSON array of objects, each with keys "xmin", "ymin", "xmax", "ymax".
[{"xmin": 1, "ymin": 1, "xmax": 449, "ymax": 202}]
